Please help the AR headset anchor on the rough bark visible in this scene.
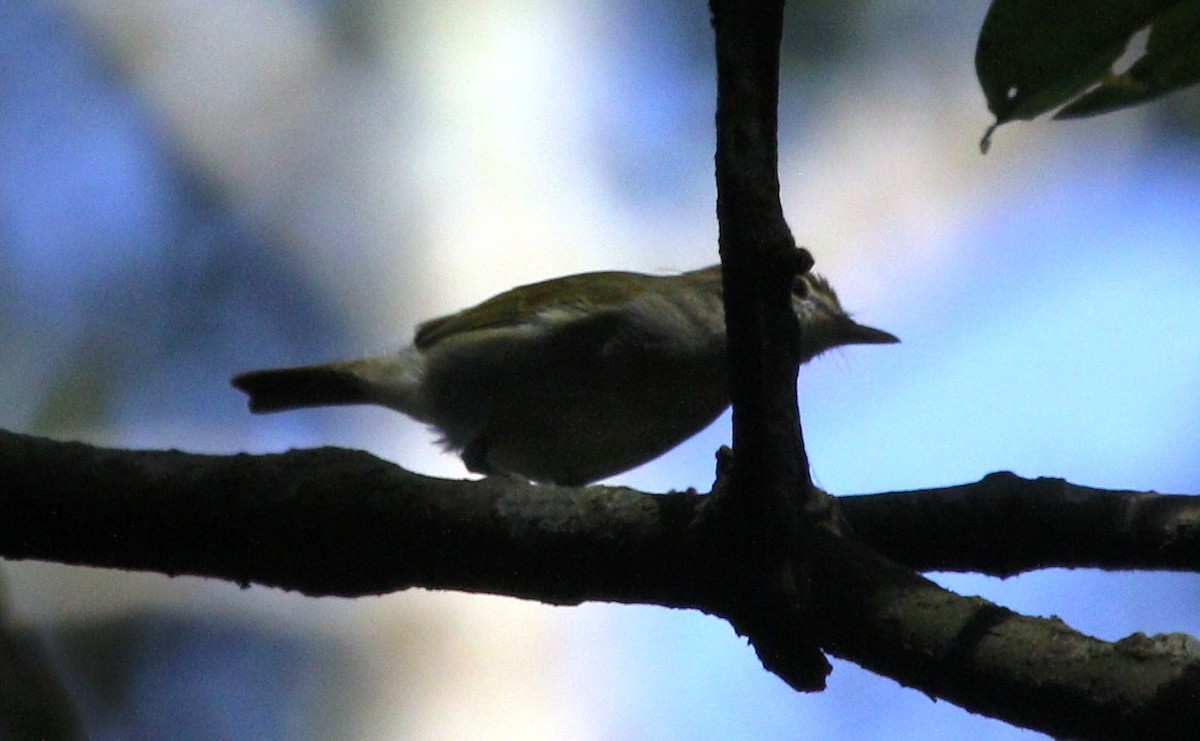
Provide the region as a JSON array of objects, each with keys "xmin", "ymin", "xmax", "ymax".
[
  {"xmin": 2, "ymin": 429, "xmax": 1198, "ymax": 738},
  {"xmin": 708, "ymin": 0, "xmax": 831, "ymax": 691}
]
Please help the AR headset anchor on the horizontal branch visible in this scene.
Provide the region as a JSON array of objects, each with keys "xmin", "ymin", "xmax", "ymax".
[
  {"xmin": 842, "ymin": 471, "xmax": 1200, "ymax": 576},
  {"xmin": 0, "ymin": 430, "xmax": 712, "ymax": 606},
  {"xmin": 2, "ymin": 429, "xmax": 1199, "ymax": 736}
]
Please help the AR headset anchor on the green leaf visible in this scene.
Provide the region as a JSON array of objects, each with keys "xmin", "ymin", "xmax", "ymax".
[
  {"xmin": 975, "ymin": 0, "xmax": 1198, "ymax": 150},
  {"xmin": 1056, "ymin": 0, "xmax": 1200, "ymax": 118}
]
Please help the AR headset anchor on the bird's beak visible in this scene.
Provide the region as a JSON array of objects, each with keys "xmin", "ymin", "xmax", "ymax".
[{"xmin": 840, "ymin": 318, "xmax": 900, "ymax": 346}]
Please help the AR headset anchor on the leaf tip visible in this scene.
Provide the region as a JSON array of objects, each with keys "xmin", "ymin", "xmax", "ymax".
[{"xmin": 979, "ymin": 121, "xmax": 999, "ymax": 154}]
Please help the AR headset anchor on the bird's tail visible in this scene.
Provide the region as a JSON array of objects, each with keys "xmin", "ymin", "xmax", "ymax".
[
  {"xmin": 231, "ymin": 352, "xmax": 425, "ymax": 415},
  {"xmin": 231, "ymin": 365, "xmax": 371, "ymax": 413}
]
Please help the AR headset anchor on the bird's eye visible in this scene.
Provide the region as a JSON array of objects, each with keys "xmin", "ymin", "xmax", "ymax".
[{"xmin": 792, "ymin": 277, "xmax": 810, "ymax": 299}]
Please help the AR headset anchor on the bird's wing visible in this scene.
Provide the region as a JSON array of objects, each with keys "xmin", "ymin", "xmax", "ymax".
[{"xmin": 413, "ymin": 270, "xmax": 653, "ymax": 349}]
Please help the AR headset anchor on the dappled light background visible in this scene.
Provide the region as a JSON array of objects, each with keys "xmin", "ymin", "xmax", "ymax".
[{"xmin": 2, "ymin": 0, "xmax": 1199, "ymax": 738}]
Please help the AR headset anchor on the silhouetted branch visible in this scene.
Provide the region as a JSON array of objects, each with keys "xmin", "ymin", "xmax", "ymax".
[
  {"xmin": 3, "ymin": 429, "xmax": 1199, "ymax": 737},
  {"xmin": 842, "ymin": 472, "xmax": 1200, "ymax": 577},
  {"xmin": 708, "ymin": 0, "xmax": 829, "ymax": 691}
]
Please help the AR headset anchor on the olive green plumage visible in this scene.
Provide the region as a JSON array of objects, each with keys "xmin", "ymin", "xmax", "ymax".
[{"xmin": 232, "ymin": 265, "xmax": 897, "ymax": 485}]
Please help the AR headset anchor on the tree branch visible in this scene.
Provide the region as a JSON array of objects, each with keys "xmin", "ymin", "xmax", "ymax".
[
  {"xmin": 842, "ymin": 471, "xmax": 1200, "ymax": 576},
  {"xmin": 810, "ymin": 530, "xmax": 1200, "ymax": 740},
  {"xmin": 708, "ymin": 0, "xmax": 830, "ymax": 690},
  {"xmin": 0, "ymin": 430, "xmax": 710, "ymax": 604},
  {"xmin": 3, "ymin": 429, "xmax": 1199, "ymax": 737}
]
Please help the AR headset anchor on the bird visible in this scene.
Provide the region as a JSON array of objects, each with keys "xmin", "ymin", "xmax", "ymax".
[{"xmin": 232, "ymin": 264, "xmax": 897, "ymax": 486}]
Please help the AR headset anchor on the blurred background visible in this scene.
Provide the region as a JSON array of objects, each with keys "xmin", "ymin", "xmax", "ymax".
[{"xmin": 2, "ymin": 0, "xmax": 1199, "ymax": 738}]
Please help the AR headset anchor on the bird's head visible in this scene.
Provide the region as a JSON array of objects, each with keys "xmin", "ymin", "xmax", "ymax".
[{"xmin": 791, "ymin": 272, "xmax": 898, "ymax": 362}]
